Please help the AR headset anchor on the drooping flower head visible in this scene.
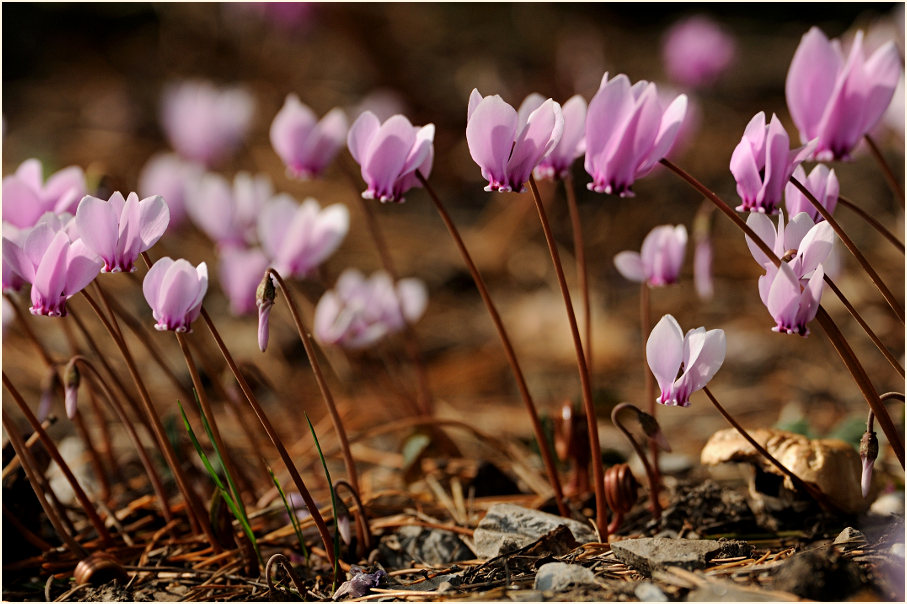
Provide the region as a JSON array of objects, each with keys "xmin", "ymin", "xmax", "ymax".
[
  {"xmin": 347, "ymin": 111, "xmax": 434, "ymax": 203},
  {"xmin": 784, "ymin": 164, "xmax": 839, "ymax": 222},
  {"xmin": 729, "ymin": 112, "xmax": 815, "ymax": 214},
  {"xmin": 466, "ymin": 89, "xmax": 564, "ymax": 192},
  {"xmin": 584, "ymin": 73, "xmax": 687, "ymax": 197},
  {"xmin": 138, "ymin": 153, "xmax": 204, "ymax": 228},
  {"xmin": 270, "ymin": 94, "xmax": 348, "ymax": 179},
  {"xmin": 646, "ymin": 314, "xmax": 725, "ymax": 407},
  {"xmin": 786, "ymin": 27, "xmax": 901, "ymax": 160},
  {"xmin": 74, "ymin": 191, "xmax": 170, "ymax": 273},
  {"xmin": 614, "ymin": 224, "xmax": 687, "ymax": 287},
  {"xmin": 517, "ymin": 92, "xmax": 586, "ymax": 181},
  {"xmin": 186, "ymin": 172, "xmax": 272, "ymax": 250},
  {"xmin": 745, "ymin": 210, "xmax": 836, "ymax": 280},
  {"xmin": 142, "ymin": 257, "xmax": 208, "ymax": 332},
  {"xmin": 758, "ymin": 261, "xmax": 825, "ymax": 336},
  {"xmin": 219, "ymin": 247, "xmax": 269, "ymax": 316},
  {"xmin": 2, "ymin": 159, "xmax": 86, "ymax": 229},
  {"xmin": 161, "ymin": 80, "xmax": 255, "ymax": 166},
  {"xmin": 313, "ymin": 269, "xmax": 427, "ymax": 350},
  {"xmin": 662, "ymin": 15, "xmax": 736, "ymax": 89},
  {"xmin": 257, "ymin": 195, "xmax": 349, "ymax": 279},
  {"xmin": 1, "ymin": 213, "xmax": 103, "ymax": 317}
]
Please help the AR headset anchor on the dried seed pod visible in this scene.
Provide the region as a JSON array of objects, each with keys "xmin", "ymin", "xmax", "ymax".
[{"xmin": 73, "ymin": 551, "xmax": 127, "ymax": 585}]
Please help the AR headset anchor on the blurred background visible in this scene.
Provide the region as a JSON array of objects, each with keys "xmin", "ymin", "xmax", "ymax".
[{"xmin": 2, "ymin": 3, "xmax": 904, "ymax": 486}]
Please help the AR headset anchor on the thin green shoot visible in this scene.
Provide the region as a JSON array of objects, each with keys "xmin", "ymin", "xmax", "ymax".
[
  {"xmin": 305, "ymin": 412, "xmax": 340, "ymax": 589},
  {"xmin": 269, "ymin": 465, "xmax": 310, "ymax": 561}
]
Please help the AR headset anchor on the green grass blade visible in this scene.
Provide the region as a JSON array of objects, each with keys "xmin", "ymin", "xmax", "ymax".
[
  {"xmin": 305, "ymin": 412, "xmax": 340, "ymax": 587},
  {"xmin": 269, "ymin": 466, "xmax": 309, "ymax": 560}
]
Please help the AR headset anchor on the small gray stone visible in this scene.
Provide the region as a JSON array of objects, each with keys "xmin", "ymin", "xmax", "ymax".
[
  {"xmin": 890, "ymin": 542, "xmax": 905, "ymax": 559},
  {"xmin": 533, "ymin": 562, "xmax": 598, "ymax": 592},
  {"xmin": 610, "ymin": 538, "xmax": 725, "ymax": 576},
  {"xmin": 870, "ymin": 492, "xmax": 905, "ymax": 515},
  {"xmin": 634, "ymin": 581, "xmax": 668, "ymax": 601},
  {"xmin": 473, "ymin": 504, "xmax": 597, "ymax": 559},
  {"xmin": 378, "ymin": 526, "xmax": 473, "ymax": 567},
  {"xmin": 833, "ymin": 527, "xmax": 867, "ymax": 551},
  {"xmin": 687, "ymin": 582, "xmax": 784, "ymax": 602}
]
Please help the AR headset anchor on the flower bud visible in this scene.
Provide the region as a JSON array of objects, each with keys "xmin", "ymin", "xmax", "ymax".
[
  {"xmin": 256, "ymin": 273, "xmax": 276, "ymax": 352},
  {"xmin": 859, "ymin": 429, "xmax": 878, "ymax": 499},
  {"xmin": 64, "ymin": 361, "xmax": 81, "ymax": 419},
  {"xmin": 39, "ymin": 368, "xmax": 62, "ymax": 421}
]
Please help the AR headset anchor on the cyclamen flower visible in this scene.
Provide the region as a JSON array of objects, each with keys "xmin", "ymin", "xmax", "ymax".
[
  {"xmin": 745, "ymin": 211, "xmax": 835, "ymax": 279},
  {"xmin": 347, "ymin": 111, "xmax": 434, "ymax": 203},
  {"xmin": 270, "ymin": 94, "xmax": 348, "ymax": 179},
  {"xmin": 786, "ymin": 27, "xmax": 901, "ymax": 160},
  {"xmin": 518, "ymin": 92, "xmax": 586, "ymax": 181},
  {"xmin": 729, "ymin": 112, "xmax": 815, "ymax": 214},
  {"xmin": 161, "ymin": 80, "xmax": 255, "ymax": 166},
  {"xmin": 313, "ymin": 269, "xmax": 427, "ymax": 350},
  {"xmin": 2, "ymin": 159, "xmax": 86, "ymax": 229},
  {"xmin": 584, "ymin": 73, "xmax": 687, "ymax": 196},
  {"xmin": 466, "ymin": 89, "xmax": 564, "ymax": 192},
  {"xmin": 258, "ymin": 195, "xmax": 349, "ymax": 279},
  {"xmin": 784, "ymin": 164, "xmax": 839, "ymax": 222},
  {"xmin": 2, "ymin": 215, "xmax": 103, "ymax": 317},
  {"xmin": 646, "ymin": 314, "xmax": 725, "ymax": 407},
  {"xmin": 74, "ymin": 192, "xmax": 170, "ymax": 273},
  {"xmin": 614, "ymin": 224, "xmax": 687, "ymax": 286},
  {"xmin": 186, "ymin": 172, "xmax": 272, "ymax": 249},
  {"xmin": 758, "ymin": 262, "xmax": 825, "ymax": 336},
  {"xmin": 142, "ymin": 257, "xmax": 208, "ymax": 332},
  {"xmin": 662, "ymin": 16, "xmax": 736, "ymax": 89},
  {"xmin": 218, "ymin": 247, "xmax": 269, "ymax": 316},
  {"xmin": 138, "ymin": 153, "xmax": 204, "ymax": 228}
]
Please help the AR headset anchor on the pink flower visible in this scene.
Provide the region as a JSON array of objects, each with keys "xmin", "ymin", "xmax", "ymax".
[
  {"xmin": 347, "ymin": 111, "xmax": 434, "ymax": 203},
  {"xmin": 662, "ymin": 16, "xmax": 736, "ymax": 89},
  {"xmin": 614, "ymin": 224, "xmax": 687, "ymax": 287},
  {"xmin": 584, "ymin": 73, "xmax": 687, "ymax": 196},
  {"xmin": 518, "ymin": 92, "xmax": 587, "ymax": 181},
  {"xmin": 465, "ymin": 89, "xmax": 564, "ymax": 192},
  {"xmin": 257, "ymin": 195, "xmax": 348, "ymax": 279},
  {"xmin": 2, "ymin": 223, "xmax": 28, "ymax": 292},
  {"xmin": 2, "ymin": 159, "xmax": 86, "ymax": 228},
  {"xmin": 745, "ymin": 211, "xmax": 835, "ymax": 279},
  {"xmin": 784, "ymin": 164, "xmax": 839, "ymax": 222},
  {"xmin": 693, "ymin": 236, "xmax": 713, "ymax": 301},
  {"xmin": 186, "ymin": 172, "xmax": 272, "ymax": 249},
  {"xmin": 270, "ymin": 94, "xmax": 348, "ymax": 179},
  {"xmin": 138, "ymin": 153, "xmax": 204, "ymax": 228},
  {"xmin": 729, "ymin": 112, "xmax": 815, "ymax": 214},
  {"xmin": 786, "ymin": 27, "xmax": 901, "ymax": 160},
  {"xmin": 758, "ymin": 262, "xmax": 825, "ymax": 336},
  {"xmin": 161, "ymin": 80, "xmax": 255, "ymax": 166},
  {"xmin": 646, "ymin": 314, "xmax": 725, "ymax": 407},
  {"xmin": 74, "ymin": 192, "xmax": 170, "ymax": 273},
  {"xmin": 142, "ymin": 257, "xmax": 208, "ymax": 332},
  {"xmin": 313, "ymin": 269, "xmax": 427, "ymax": 350},
  {"xmin": 2, "ymin": 214, "xmax": 103, "ymax": 317},
  {"xmin": 218, "ymin": 247, "xmax": 269, "ymax": 316}
]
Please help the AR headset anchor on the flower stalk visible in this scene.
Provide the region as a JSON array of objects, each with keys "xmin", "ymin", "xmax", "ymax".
[
  {"xmin": 837, "ymin": 195, "xmax": 904, "ymax": 254},
  {"xmin": 864, "ymin": 134, "xmax": 905, "ymax": 204}
]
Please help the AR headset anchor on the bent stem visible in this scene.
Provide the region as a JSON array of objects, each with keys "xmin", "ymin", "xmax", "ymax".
[
  {"xmin": 837, "ymin": 195, "xmax": 904, "ymax": 255},
  {"xmin": 2, "ymin": 372, "xmax": 114, "ymax": 545},
  {"xmin": 563, "ymin": 173, "xmax": 592, "ymax": 372},
  {"xmin": 196, "ymin": 304, "xmax": 337, "ymax": 570},
  {"xmin": 334, "ymin": 479, "xmax": 372, "ymax": 554},
  {"xmin": 528, "ymin": 175, "xmax": 605, "ymax": 536},
  {"xmin": 415, "ymin": 170, "xmax": 569, "ymax": 518},
  {"xmin": 610, "ymin": 403, "xmax": 661, "ymax": 518},
  {"xmin": 702, "ymin": 386, "xmax": 843, "ymax": 514},
  {"xmin": 264, "ymin": 268, "xmax": 359, "ymax": 496},
  {"xmin": 1, "ymin": 407, "xmax": 87, "ymax": 557},
  {"xmin": 66, "ymin": 356, "xmax": 174, "ymax": 526},
  {"xmin": 864, "ymin": 134, "xmax": 905, "ymax": 204},
  {"xmin": 660, "ymin": 158, "xmax": 904, "ymax": 467},
  {"xmin": 789, "ymin": 176, "xmax": 903, "ymax": 324}
]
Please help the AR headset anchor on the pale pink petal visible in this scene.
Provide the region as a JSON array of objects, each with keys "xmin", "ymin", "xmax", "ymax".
[
  {"xmin": 646, "ymin": 314, "xmax": 684, "ymax": 399},
  {"xmin": 613, "ymin": 251, "xmax": 645, "ymax": 282},
  {"xmin": 466, "ymin": 95, "xmax": 518, "ymax": 189},
  {"xmin": 347, "ymin": 111, "xmax": 380, "ymax": 165},
  {"xmin": 786, "ymin": 27, "xmax": 842, "ymax": 141}
]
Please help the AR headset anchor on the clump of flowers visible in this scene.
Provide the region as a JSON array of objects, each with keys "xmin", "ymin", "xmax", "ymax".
[
  {"xmin": 2, "ymin": 159, "xmax": 86, "ymax": 229},
  {"xmin": 186, "ymin": 172, "xmax": 273, "ymax": 250}
]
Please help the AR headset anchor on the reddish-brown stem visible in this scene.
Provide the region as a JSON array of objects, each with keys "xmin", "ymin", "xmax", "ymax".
[
  {"xmin": 639, "ymin": 284, "xmax": 661, "ymax": 510},
  {"xmin": 92, "ymin": 280, "xmax": 125, "ymax": 343},
  {"xmin": 660, "ymin": 158, "xmax": 904, "ymax": 467},
  {"xmin": 415, "ymin": 171, "xmax": 569, "ymax": 518},
  {"xmin": 1, "ymin": 407, "xmax": 87, "ymax": 557},
  {"xmin": 67, "ymin": 355, "xmax": 174, "ymax": 526},
  {"xmin": 3, "ymin": 502, "xmax": 54, "ymax": 550},
  {"xmin": 611, "ymin": 403, "xmax": 661, "ymax": 518},
  {"xmin": 2, "ymin": 371, "xmax": 114, "ymax": 545},
  {"xmin": 864, "ymin": 134, "xmax": 905, "ymax": 204},
  {"xmin": 563, "ymin": 173, "xmax": 592, "ymax": 372},
  {"xmin": 79, "ymin": 289, "xmax": 214, "ymax": 542},
  {"xmin": 2, "ymin": 415, "xmax": 56, "ymax": 480},
  {"xmin": 264, "ymin": 269, "xmax": 359, "ymax": 494},
  {"xmin": 70, "ymin": 409, "xmax": 111, "ymax": 504},
  {"xmin": 837, "ymin": 195, "xmax": 904, "ymax": 255},
  {"xmin": 528, "ymin": 175, "xmax": 606, "ymax": 537},
  {"xmin": 822, "ymin": 276, "xmax": 903, "ymax": 378},
  {"xmin": 789, "ymin": 176, "xmax": 903, "ymax": 324},
  {"xmin": 333, "ymin": 479, "xmax": 372, "ymax": 553},
  {"xmin": 4, "ymin": 293, "xmax": 56, "ymax": 367},
  {"xmin": 702, "ymin": 386, "xmax": 843, "ymax": 513},
  {"xmin": 196, "ymin": 306, "xmax": 337, "ymax": 571}
]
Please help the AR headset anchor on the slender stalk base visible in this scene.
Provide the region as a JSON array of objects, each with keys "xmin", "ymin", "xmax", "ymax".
[{"xmin": 864, "ymin": 134, "xmax": 905, "ymax": 204}]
